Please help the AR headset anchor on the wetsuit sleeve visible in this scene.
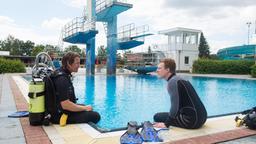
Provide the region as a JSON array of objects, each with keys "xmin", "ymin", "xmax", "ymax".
[
  {"xmin": 164, "ymin": 78, "xmax": 180, "ymax": 127},
  {"xmin": 167, "ymin": 79, "xmax": 180, "ymax": 117},
  {"xmin": 54, "ymin": 76, "xmax": 70, "ymax": 102}
]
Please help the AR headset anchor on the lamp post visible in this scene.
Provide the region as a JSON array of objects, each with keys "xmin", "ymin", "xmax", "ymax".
[
  {"xmin": 255, "ymin": 20, "xmax": 256, "ymax": 64},
  {"xmin": 246, "ymin": 22, "xmax": 252, "ymax": 45}
]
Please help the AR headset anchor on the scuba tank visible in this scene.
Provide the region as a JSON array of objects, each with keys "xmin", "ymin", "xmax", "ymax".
[
  {"xmin": 29, "ymin": 52, "xmax": 54, "ymax": 126},
  {"xmin": 28, "ymin": 79, "xmax": 45, "ymax": 125}
]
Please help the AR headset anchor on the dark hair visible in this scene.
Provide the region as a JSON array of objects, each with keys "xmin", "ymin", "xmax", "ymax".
[
  {"xmin": 61, "ymin": 52, "xmax": 80, "ymax": 69},
  {"xmin": 160, "ymin": 58, "xmax": 176, "ymax": 73}
]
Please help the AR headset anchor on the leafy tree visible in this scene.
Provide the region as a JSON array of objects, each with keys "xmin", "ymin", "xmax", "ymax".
[
  {"xmin": 20, "ymin": 40, "xmax": 35, "ymax": 56},
  {"xmin": 1, "ymin": 35, "xmax": 21, "ymax": 55},
  {"xmin": 0, "ymin": 35, "xmax": 34, "ymax": 56},
  {"xmin": 0, "ymin": 40, "xmax": 2, "ymax": 50},
  {"xmin": 148, "ymin": 46, "xmax": 152, "ymax": 53},
  {"xmin": 209, "ymin": 54, "xmax": 219, "ymax": 60},
  {"xmin": 123, "ymin": 50, "xmax": 132, "ymax": 63},
  {"xmin": 32, "ymin": 44, "xmax": 45, "ymax": 56},
  {"xmin": 97, "ymin": 45, "xmax": 106, "ymax": 64},
  {"xmin": 44, "ymin": 44, "xmax": 56, "ymax": 52},
  {"xmin": 64, "ymin": 45, "xmax": 82, "ymax": 55},
  {"xmin": 80, "ymin": 47, "xmax": 86, "ymax": 58},
  {"xmin": 198, "ymin": 33, "xmax": 210, "ymax": 58}
]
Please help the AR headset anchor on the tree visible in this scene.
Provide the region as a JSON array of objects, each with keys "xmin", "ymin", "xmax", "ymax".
[
  {"xmin": 97, "ymin": 45, "xmax": 106, "ymax": 64},
  {"xmin": 32, "ymin": 44, "xmax": 45, "ymax": 56},
  {"xmin": 64, "ymin": 45, "xmax": 82, "ymax": 55},
  {"xmin": 198, "ymin": 33, "xmax": 210, "ymax": 58},
  {"xmin": 0, "ymin": 35, "xmax": 34, "ymax": 56},
  {"xmin": 1, "ymin": 35, "xmax": 22, "ymax": 55},
  {"xmin": 0, "ymin": 40, "xmax": 2, "ymax": 50},
  {"xmin": 123, "ymin": 50, "xmax": 132, "ymax": 63},
  {"xmin": 20, "ymin": 40, "xmax": 35, "ymax": 56},
  {"xmin": 148, "ymin": 46, "xmax": 152, "ymax": 53},
  {"xmin": 80, "ymin": 47, "xmax": 86, "ymax": 58}
]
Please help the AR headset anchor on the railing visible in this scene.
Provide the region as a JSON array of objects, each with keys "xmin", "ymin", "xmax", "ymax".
[
  {"xmin": 96, "ymin": 0, "xmax": 128, "ymax": 13},
  {"xmin": 117, "ymin": 23, "xmax": 135, "ymax": 42},
  {"xmin": 131, "ymin": 25, "xmax": 149, "ymax": 41},
  {"xmin": 62, "ymin": 17, "xmax": 96, "ymax": 39},
  {"xmin": 117, "ymin": 24, "xmax": 149, "ymax": 42}
]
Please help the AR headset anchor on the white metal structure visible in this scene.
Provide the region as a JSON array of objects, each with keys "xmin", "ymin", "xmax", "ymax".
[
  {"xmin": 0, "ymin": 51, "xmax": 10, "ymax": 56},
  {"xmin": 158, "ymin": 27, "xmax": 201, "ymax": 71}
]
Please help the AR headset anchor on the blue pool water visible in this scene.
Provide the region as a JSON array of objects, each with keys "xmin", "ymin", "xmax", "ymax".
[{"xmin": 23, "ymin": 75, "xmax": 256, "ymax": 131}]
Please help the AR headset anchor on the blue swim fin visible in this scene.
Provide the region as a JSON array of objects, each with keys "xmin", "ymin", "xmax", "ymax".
[
  {"xmin": 120, "ymin": 121, "xmax": 143, "ymax": 144},
  {"xmin": 8, "ymin": 111, "xmax": 29, "ymax": 118},
  {"xmin": 140, "ymin": 121, "xmax": 163, "ymax": 142}
]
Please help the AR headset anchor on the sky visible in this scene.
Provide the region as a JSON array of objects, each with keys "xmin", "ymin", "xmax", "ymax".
[{"xmin": 0, "ymin": 0, "xmax": 256, "ymax": 54}]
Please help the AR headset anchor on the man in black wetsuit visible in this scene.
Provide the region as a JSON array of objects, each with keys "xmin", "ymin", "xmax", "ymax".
[
  {"xmin": 50, "ymin": 52, "xmax": 100, "ymax": 124},
  {"xmin": 153, "ymin": 58, "xmax": 207, "ymax": 129}
]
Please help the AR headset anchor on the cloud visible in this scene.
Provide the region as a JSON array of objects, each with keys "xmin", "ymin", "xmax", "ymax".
[
  {"xmin": 0, "ymin": 15, "xmax": 69, "ymax": 46},
  {"xmin": 61, "ymin": 0, "xmax": 85, "ymax": 8},
  {"xmin": 41, "ymin": 17, "xmax": 71, "ymax": 31},
  {"xmin": 164, "ymin": 0, "xmax": 256, "ymax": 9},
  {"xmin": 0, "ymin": 16, "xmax": 15, "ymax": 25},
  {"xmin": 118, "ymin": 0, "xmax": 256, "ymax": 54}
]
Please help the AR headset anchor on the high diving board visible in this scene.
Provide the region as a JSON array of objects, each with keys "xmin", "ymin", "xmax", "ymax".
[
  {"xmin": 63, "ymin": 30, "xmax": 98, "ymax": 44},
  {"xmin": 96, "ymin": 1, "xmax": 132, "ymax": 22},
  {"xmin": 118, "ymin": 33, "xmax": 154, "ymax": 50}
]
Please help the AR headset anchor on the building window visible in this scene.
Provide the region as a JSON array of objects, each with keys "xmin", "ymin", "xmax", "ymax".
[{"xmin": 185, "ymin": 56, "xmax": 189, "ymax": 64}]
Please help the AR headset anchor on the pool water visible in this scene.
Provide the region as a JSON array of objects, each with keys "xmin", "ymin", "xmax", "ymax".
[
  {"xmin": 72, "ymin": 75, "xmax": 256, "ymax": 131},
  {"xmin": 23, "ymin": 75, "xmax": 256, "ymax": 131}
]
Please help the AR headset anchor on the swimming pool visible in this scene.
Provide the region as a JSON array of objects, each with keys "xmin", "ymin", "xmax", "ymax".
[{"xmin": 23, "ymin": 74, "xmax": 256, "ymax": 131}]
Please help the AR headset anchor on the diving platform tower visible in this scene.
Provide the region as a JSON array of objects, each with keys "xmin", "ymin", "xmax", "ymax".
[
  {"xmin": 62, "ymin": 0, "xmax": 152, "ymax": 75},
  {"xmin": 96, "ymin": 0, "xmax": 132, "ymax": 75}
]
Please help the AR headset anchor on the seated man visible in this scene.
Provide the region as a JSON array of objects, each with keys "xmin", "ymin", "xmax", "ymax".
[
  {"xmin": 50, "ymin": 52, "xmax": 100, "ymax": 124},
  {"xmin": 153, "ymin": 58, "xmax": 207, "ymax": 129},
  {"xmin": 48, "ymin": 51, "xmax": 61, "ymax": 69}
]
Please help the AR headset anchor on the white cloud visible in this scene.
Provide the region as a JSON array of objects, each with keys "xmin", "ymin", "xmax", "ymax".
[
  {"xmin": 0, "ymin": 15, "xmax": 70, "ymax": 46},
  {"xmin": 61, "ymin": 0, "xmax": 85, "ymax": 8},
  {"xmin": 117, "ymin": 0, "xmax": 256, "ymax": 54},
  {"xmin": 1, "ymin": 0, "xmax": 256, "ymax": 54},
  {"xmin": 41, "ymin": 17, "xmax": 71, "ymax": 31},
  {"xmin": 0, "ymin": 16, "xmax": 15, "ymax": 25}
]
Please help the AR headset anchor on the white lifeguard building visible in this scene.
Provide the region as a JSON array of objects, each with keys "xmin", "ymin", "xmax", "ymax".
[{"xmin": 158, "ymin": 27, "xmax": 201, "ymax": 71}]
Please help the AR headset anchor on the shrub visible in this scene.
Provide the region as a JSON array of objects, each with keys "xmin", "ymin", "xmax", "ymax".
[
  {"xmin": 251, "ymin": 64, "xmax": 256, "ymax": 78},
  {"xmin": 192, "ymin": 59, "xmax": 254, "ymax": 74},
  {"xmin": 0, "ymin": 58, "xmax": 26, "ymax": 73}
]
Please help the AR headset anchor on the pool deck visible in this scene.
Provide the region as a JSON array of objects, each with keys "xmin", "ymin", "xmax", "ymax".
[{"xmin": 1, "ymin": 70, "xmax": 256, "ymax": 144}]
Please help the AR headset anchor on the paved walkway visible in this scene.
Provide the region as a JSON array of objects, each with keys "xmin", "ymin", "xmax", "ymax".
[{"xmin": 0, "ymin": 74, "xmax": 25, "ymax": 144}]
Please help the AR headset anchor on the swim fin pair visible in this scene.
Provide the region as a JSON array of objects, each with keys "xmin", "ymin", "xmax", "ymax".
[
  {"xmin": 8, "ymin": 111, "xmax": 29, "ymax": 118},
  {"xmin": 140, "ymin": 121, "xmax": 163, "ymax": 142},
  {"xmin": 120, "ymin": 121, "xmax": 143, "ymax": 144},
  {"xmin": 120, "ymin": 121, "xmax": 163, "ymax": 144}
]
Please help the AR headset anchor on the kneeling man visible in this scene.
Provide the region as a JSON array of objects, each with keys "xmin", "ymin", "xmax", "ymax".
[{"xmin": 154, "ymin": 59, "xmax": 207, "ymax": 129}]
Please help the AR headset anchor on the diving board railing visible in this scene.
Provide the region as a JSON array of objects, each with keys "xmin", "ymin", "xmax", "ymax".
[
  {"xmin": 117, "ymin": 23, "xmax": 135, "ymax": 42},
  {"xmin": 62, "ymin": 17, "xmax": 96, "ymax": 39},
  {"xmin": 131, "ymin": 25, "xmax": 150, "ymax": 42},
  {"xmin": 96, "ymin": 0, "xmax": 128, "ymax": 13},
  {"xmin": 117, "ymin": 24, "xmax": 150, "ymax": 42}
]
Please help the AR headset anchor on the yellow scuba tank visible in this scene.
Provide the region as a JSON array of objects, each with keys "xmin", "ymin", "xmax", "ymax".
[{"xmin": 28, "ymin": 79, "xmax": 45, "ymax": 126}]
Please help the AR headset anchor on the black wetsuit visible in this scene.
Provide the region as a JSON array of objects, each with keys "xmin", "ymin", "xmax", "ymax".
[
  {"xmin": 50, "ymin": 68, "xmax": 100, "ymax": 124},
  {"xmin": 154, "ymin": 74, "xmax": 207, "ymax": 129}
]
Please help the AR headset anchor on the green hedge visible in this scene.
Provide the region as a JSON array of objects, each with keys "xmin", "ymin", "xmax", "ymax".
[
  {"xmin": 192, "ymin": 59, "xmax": 254, "ymax": 74},
  {"xmin": 251, "ymin": 64, "xmax": 256, "ymax": 78},
  {"xmin": 0, "ymin": 58, "xmax": 26, "ymax": 73}
]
